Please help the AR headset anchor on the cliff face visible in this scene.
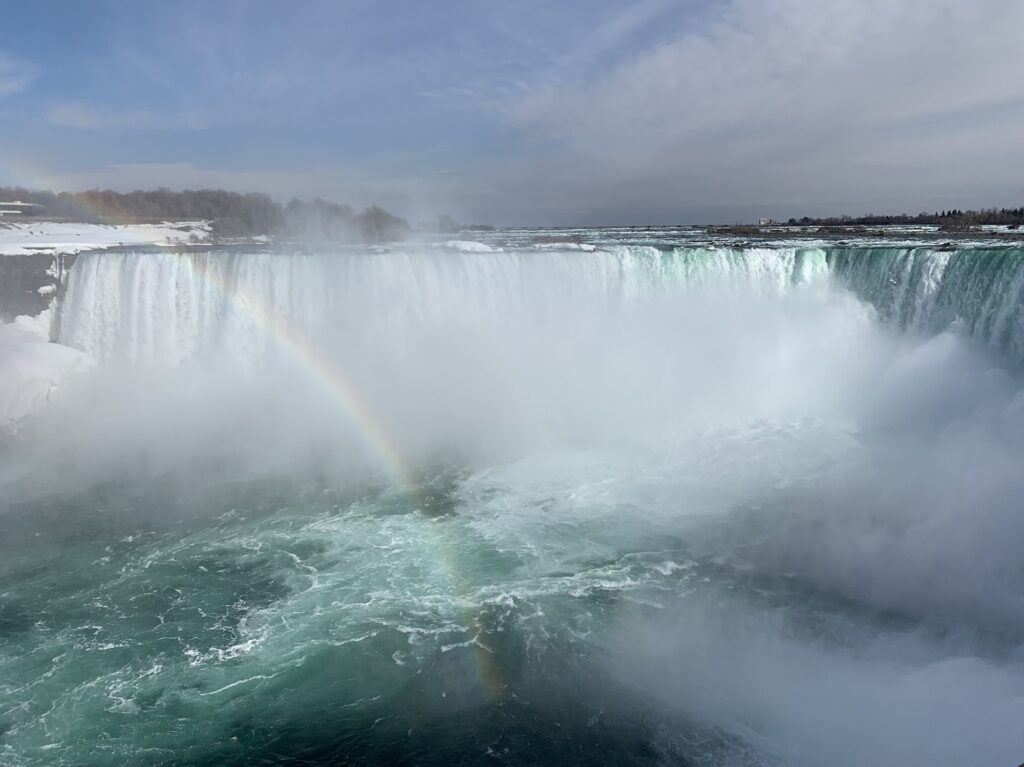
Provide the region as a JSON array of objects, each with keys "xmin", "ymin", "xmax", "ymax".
[{"xmin": 0, "ymin": 253, "xmax": 75, "ymax": 324}]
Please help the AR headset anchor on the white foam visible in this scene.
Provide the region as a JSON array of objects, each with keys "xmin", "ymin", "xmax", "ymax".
[
  {"xmin": 442, "ymin": 240, "xmax": 495, "ymax": 252},
  {"xmin": 532, "ymin": 242, "xmax": 598, "ymax": 252}
]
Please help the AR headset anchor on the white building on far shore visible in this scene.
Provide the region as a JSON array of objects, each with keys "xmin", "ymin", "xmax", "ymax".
[{"xmin": 0, "ymin": 201, "xmax": 46, "ymax": 217}]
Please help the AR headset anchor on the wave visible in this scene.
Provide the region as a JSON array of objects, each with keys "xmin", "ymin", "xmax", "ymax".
[{"xmin": 441, "ymin": 240, "xmax": 496, "ymax": 252}]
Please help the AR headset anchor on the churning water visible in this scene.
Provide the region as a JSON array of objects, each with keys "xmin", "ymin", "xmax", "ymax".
[{"xmin": 2, "ymin": 231, "xmax": 1024, "ymax": 765}]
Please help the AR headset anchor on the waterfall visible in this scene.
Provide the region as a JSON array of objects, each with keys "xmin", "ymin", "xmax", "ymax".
[
  {"xmin": 827, "ymin": 246, "xmax": 1024, "ymax": 364},
  {"xmin": 58, "ymin": 246, "xmax": 829, "ymax": 364},
  {"xmin": 58, "ymin": 243, "xmax": 1024, "ymax": 368}
]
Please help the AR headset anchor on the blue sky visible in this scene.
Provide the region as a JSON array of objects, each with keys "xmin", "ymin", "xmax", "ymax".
[{"xmin": 2, "ymin": 0, "xmax": 1023, "ymax": 224}]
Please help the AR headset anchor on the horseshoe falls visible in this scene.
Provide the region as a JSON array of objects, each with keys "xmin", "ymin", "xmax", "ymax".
[{"xmin": 3, "ymin": 234, "xmax": 1024, "ymax": 767}]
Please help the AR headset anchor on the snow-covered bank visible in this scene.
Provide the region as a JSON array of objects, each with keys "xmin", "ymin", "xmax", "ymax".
[
  {"xmin": 0, "ymin": 220, "xmax": 203, "ymax": 426},
  {"xmin": 442, "ymin": 239, "xmax": 498, "ymax": 252},
  {"xmin": 0, "ymin": 220, "xmax": 210, "ymax": 256},
  {"xmin": 0, "ymin": 310, "xmax": 93, "ymax": 432}
]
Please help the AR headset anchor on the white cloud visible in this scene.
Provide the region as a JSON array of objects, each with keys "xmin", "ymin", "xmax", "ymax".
[
  {"xmin": 0, "ymin": 53, "xmax": 37, "ymax": 96},
  {"xmin": 46, "ymin": 103, "xmax": 208, "ymax": 130},
  {"xmin": 493, "ymin": 0, "xmax": 1024, "ymax": 214},
  {"xmin": 550, "ymin": 0, "xmax": 673, "ymax": 71}
]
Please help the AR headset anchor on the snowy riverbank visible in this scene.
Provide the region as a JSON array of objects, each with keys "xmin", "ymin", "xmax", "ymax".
[
  {"xmin": 0, "ymin": 310, "xmax": 93, "ymax": 432},
  {"xmin": 0, "ymin": 220, "xmax": 211, "ymax": 256}
]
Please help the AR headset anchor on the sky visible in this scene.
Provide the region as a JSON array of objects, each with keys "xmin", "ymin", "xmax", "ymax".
[{"xmin": 1, "ymin": 0, "xmax": 1023, "ymax": 225}]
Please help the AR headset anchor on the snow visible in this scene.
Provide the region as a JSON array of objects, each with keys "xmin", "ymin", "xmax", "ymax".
[
  {"xmin": 0, "ymin": 220, "xmax": 211, "ymax": 257},
  {"xmin": 0, "ymin": 309, "xmax": 94, "ymax": 432},
  {"xmin": 442, "ymin": 240, "xmax": 495, "ymax": 252}
]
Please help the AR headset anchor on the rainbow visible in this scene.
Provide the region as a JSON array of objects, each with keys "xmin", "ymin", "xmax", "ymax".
[
  {"xmin": 192, "ymin": 253, "xmax": 414, "ymax": 489},
  {"xmin": 147, "ymin": 246, "xmax": 508, "ymax": 703},
  {"xmin": 0, "ymin": 163, "xmax": 511, "ymax": 700}
]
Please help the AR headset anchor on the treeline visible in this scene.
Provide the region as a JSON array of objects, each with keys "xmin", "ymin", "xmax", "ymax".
[
  {"xmin": 788, "ymin": 207, "xmax": 1024, "ymax": 229},
  {"xmin": 0, "ymin": 187, "xmax": 409, "ymax": 242}
]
